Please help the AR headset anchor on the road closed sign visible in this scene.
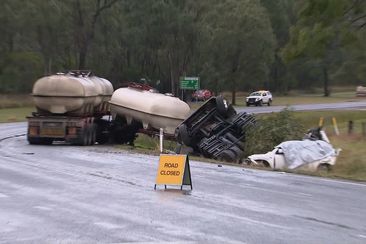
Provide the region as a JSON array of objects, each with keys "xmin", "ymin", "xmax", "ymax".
[{"xmin": 155, "ymin": 154, "xmax": 192, "ymax": 190}]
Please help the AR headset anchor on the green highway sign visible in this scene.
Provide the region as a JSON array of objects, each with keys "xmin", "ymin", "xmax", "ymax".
[{"xmin": 180, "ymin": 77, "xmax": 200, "ymax": 90}]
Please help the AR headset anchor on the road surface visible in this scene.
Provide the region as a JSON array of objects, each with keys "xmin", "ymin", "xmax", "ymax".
[
  {"xmin": 235, "ymin": 100, "xmax": 366, "ymax": 114},
  {"xmin": 1, "ymin": 122, "xmax": 366, "ymax": 243}
]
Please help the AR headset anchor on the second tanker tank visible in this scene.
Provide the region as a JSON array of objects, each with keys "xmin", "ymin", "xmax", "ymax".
[{"xmin": 109, "ymin": 84, "xmax": 190, "ymax": 135}]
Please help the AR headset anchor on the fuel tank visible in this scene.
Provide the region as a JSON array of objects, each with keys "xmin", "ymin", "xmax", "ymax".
[
  {"xmin": 32, "ymin": 72, "xmax": 113, "ymax": 115},
  {"xmin": 109, "ymin": 87, "xmax": 190, "ymax": 134}
]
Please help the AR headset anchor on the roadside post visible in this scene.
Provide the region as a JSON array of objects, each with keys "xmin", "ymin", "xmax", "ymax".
[
  {"xmin": 319, "ymin": 117, "xmax": 324, "ymax": 127},
  {"xmin": 348, "ymin": 120, "xmax": 354, "ymax": 134},
  {"xmin": 159, "ymin": 128, "xmax": 163, "ymax": 153},
  {"xmin": 154, "ymin": 154, "xmax": 192, "ymax": 190},
  {"xmin": 332, "ymin": 117, "xmax": 340, "ymax": 136}
]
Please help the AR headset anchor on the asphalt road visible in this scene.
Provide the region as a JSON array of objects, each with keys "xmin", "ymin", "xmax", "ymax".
[
  {"xmin": 1, "ymin": 122, "xmax": 366, "ymax": 243},
  {"xmin": 235, "ymin": 100, "xmax": 366, "ymax": 114}
]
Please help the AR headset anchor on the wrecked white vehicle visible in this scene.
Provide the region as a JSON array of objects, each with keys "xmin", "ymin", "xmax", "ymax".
[{"xmin": 246, "ymin": 129, "xmax": 341, "ymax": 171}]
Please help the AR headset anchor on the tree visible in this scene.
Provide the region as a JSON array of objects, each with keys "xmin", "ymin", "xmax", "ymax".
[
  {"xmin": 282, "ymin": 0, "xmax": 366, "ymax": 96},
  {"xmin": 202, "ymin": 0, "xmax": 275, "ymax": 104},
  {"xmin": 70, "ymin": 0, "xmax": 120, "ymax": 69},
  {"xmin": 260, "ymin": 0, "xmax": 296, "ymax": 93},
  {"xmin": 99, "ymin": 0, "xmax": 204, "ymax": 95}
]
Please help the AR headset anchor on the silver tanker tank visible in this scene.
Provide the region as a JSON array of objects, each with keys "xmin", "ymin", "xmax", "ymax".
[
  {"xmin": 32, "ymin": 71, "xmax": 113, "ymax": 115},
  {"xmin": 109, "ymin": 86, "xmax": 190, "ymax": 134}
]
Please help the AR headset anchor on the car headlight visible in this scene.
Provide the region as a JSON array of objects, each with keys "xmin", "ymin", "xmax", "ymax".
[
  {"xmin": 246, "ymin": 98, "xmax": 249, "ymax": 101},
  {"xmin": 256, "ymin": 98, "xmax": 260, "ymax": 101}
]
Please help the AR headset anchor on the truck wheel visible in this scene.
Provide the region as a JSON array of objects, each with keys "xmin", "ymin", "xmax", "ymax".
[
  {"xmin": 178, "ymin": 124, "xmax": 192, "ymax": 146},
  {"xmin": 90, "ymin": 126, "xmax": 96, "ymax": 145},
  {"xmin": 95, "ymin": 120, "xmax": 110, "ymax": 144},
  {"xmin": 81, "ymin": 130, "xmax": 89, "ymax": 146},
  {"xmin": 219, "ymin": 150, "xmax": 236, "ymax": 162},
  {"xmin": 216, "ymin": 96, "xmax": 229, "ymax": 117},
  {"xmin": 86, "ymin": 128, "xmax": 93, "ymax": 145},
  {"xmin": 224, "ymin": 132, "xmax": 244, "ymax": 150},
  {"xmin": 229, "ymin": 146, "xmax": 243, "ymax": 159}
]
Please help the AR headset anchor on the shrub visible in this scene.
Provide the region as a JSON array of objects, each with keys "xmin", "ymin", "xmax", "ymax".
[{"xmin": 244, "ymin": 108, "xmax": 305, "ymax": 156}]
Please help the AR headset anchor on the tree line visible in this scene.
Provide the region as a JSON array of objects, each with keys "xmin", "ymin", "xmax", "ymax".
[{"xmin": 0, "ymin": 0, "xmax": 365, "ymax": 104}]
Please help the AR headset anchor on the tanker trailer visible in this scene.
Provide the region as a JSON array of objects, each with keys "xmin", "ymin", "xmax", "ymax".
[
  {"xmin": 27, "ymin": 71, "xmax": 114, "ymax": 145},
  {"xmin": 109, "ymin": 83, "xmax": 190, "ymax": 138}
]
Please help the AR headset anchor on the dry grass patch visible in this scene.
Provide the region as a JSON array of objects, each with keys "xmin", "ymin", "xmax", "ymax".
[
  {"xmin": 0, "ymin": 107, "xmax": 33, "ymax": 123},
  {"xmin": 0, "ymin": 94, "xmax": 33, "ymax": 109},
  {"xmin": 325, "ymin": 135, "xmax": 366, "ymax": 181}
]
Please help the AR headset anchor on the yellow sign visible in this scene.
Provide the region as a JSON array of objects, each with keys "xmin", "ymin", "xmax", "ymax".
[{"xmin": 155, "ymin": 154, "xmax": 192, "ymax": 190}]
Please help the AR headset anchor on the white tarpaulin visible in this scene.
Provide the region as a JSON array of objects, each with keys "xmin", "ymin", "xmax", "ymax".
[{"xmin": 276, "ymin": 140, "xmax": 336, "ymax": 169}]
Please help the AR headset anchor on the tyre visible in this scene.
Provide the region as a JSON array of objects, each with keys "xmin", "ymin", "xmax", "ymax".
[
  {"xmin": 219, "ymin": 150, "xmax": 236, "ymax": 162},
  {"xmin": 96, "ymin": 133, "xmax": 109, "ymax": 144},
  {"xmin": 317, "ymin": 163, "xmax": 331, "ymax": 172},
  {"xmin": 80, "ymin": 129, "xmax": 89, "ymax": 146},
  {"xmin": 96, "ymin": 121, "xmax": 110, "ymax": 144},
  {"xmin": 90, "ymin": 126, "xmax": 96, "ymax": 145},
  {"xmin": 224, "ymin": 132, "xmax": 244, "ymax": 150},
  {"xmin": 226, "ymin": 105, "xmax": 237, "ymax": 118},
  {"xmin": 258, "ymin": 100, "xmax": 263, "ymax": 106},
  {"xmin": 246, "ymin": 102, "xmax": 250, "ymax": 107},
  {"xmin": 178, "ymin": 124, "xmax": 193, "ymax": 146},
  {"xmin": 267, "ymin": 99, "xmax": 272, "ymax": 106},
  {"xmin": 216, "ymin": 96, "xmax": 229, "ymax": 117}
]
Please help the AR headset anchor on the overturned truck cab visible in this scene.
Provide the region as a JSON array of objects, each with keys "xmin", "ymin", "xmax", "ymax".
[{"xmin": 175, "ymin": 96, "xmax": 256, "ymax": 162}]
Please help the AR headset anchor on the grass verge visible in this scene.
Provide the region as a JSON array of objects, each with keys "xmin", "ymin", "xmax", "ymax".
[
  {"xmin": 0, "ymin": 107, "xmax": 33, "ymax": 123},
  {"xmin": 0, "ymin": 94, "xmax": 33, "ymax": 109}
]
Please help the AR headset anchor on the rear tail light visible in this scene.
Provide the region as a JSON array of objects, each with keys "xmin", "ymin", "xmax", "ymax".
[{"xmin": 29, "ymin": 126, "xmax": 39, "ymax": 136}]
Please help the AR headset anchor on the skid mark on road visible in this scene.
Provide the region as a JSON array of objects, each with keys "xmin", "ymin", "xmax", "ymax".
[
  {"xmin": 294, "ymin": 215, "xmax": 354, "ymax": 230},
  {"xmin": 88, "ymin": 172, "xmax": 140, "ymax": 187}
]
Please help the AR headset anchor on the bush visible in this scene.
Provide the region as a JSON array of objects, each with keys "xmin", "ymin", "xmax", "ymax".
[
  {"xmin": 244, "ymin": 109, "xmax": 305, "ymax": 156},
  {"xmin": 0, "ymin": 52, "xmax": 44, "ymax": 93}
]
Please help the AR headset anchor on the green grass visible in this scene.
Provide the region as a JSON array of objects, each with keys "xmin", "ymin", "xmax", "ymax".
[
  {"xmin": 292, "ymin": 110, "xmax": 366, "ymax": 134},
  {"xmin": 325, "ymin": 136, "xmax": 366, "ymax": 181},
  {"xmin": 0, "ymin": 94, "xmax": 34, "ymax": 122},
  {"xmin": 294, "ymin": 110, "xmax": 366, "ymax": 181},
  {"xmin": 0, "ymin": 107, "xmax": 33, "ymax": 123}
]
